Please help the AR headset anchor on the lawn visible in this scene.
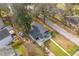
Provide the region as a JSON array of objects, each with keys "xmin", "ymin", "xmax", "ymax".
[
  {"xmin": 12, "ymin": 40, "xmax": 23, "ymax": 48},
  {"xmin": 12, "ymin": 40, "xmax": 28, "ymax": 56},
  {"xmin": 45, "ymin": 40, "xmax": 68, "ymax": 56},
  {"xmin": 66, "ymin": 43, "xmax": 79, "ymax": 55},
  {"xmin": 53, "ymin": 34, "xmax": 79, "ymax": 55},
  {"xmin": 16, "ymin": 45, "xmax": 28, "ymax": 56}
]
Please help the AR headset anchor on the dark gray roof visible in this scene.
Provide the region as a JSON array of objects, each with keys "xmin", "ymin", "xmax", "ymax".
[
  {"xmin": 0, "ymin": 29, "xmax": 10, "ymax": 40},
  {"xmin": 5, "ymin": 26, "xmax": 13, "ymax": 31},
  {"xmin": 30, "ymin": 22, "xmax": 51, "ymax": 41},
  {"xmin": 70, "ymin": 17, "xmax": 79, "ymax": 25},
  {"xmin": 0, "ymin": 18, "xmax": 4, "ymax": 29},
  {"xmin": 30, "ymin": 26, "xmax": 43, "ymax": 40}
]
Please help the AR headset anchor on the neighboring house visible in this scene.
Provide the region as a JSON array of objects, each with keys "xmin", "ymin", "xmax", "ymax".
[
  {"xmin": 0, "ymin": 28, "xmax": 13, "ymax": 46},
  {"xmin": 0, "ymin": 45, "xmax": 16, "ymax": 56},
  {"xmin": 69, "ymin": 17, "xmax": 79, "ymax": 30},
  {"xmin": 0, "ymin": 17, "xmax": 14, "ymax": 46},
  {"xmin": 70, "ymin": 17, "xmax": 78, "ymax": 26},
  {"xmin": 0, "ymin": 18, "xmax": 17, "ymax": 56},
  {"xmin": 64, "ymin": 16, "xmax": 79, "ymax": 31},
  {"xmin": 0, "ymin": 18, "xmax": 4, "ymax": 29},
  {"xmin": 29, "ymin": 22, "xmax": 52, "ymax": 46},
  {"xmin": 5, "ymin": 26, "xmax": 13, "ymax": 31}
]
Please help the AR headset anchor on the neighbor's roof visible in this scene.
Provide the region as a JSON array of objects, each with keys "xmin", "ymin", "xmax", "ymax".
[
  {"xmin": 70, "ymin": 17, "xmax": 79, "ymax": 25},
  {"xmin": 0, "ymin": 18, "xmax": 4, "ymax": 29},
  {"xmin": 5, "ymin": 26, "xmax": 13, "ymax": 31},
  {"xmin": 0, "ymin": 29, "xmax": 10, "ymax": 40}
]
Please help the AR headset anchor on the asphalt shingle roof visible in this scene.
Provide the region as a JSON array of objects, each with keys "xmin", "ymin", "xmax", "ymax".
[
  {"xmin": 30, "ymin": 22, "xmax": 51, "ymax": 41},
  {"xmin": 0, "ymin": 29, "xmax": 10, "ymax": 40},
  {"xmin": 70, "ymin": 17, "xmax": 79, "ymax": 25},
  {"xmin": 0, "ymin": 18, "xmax": 4, "ymax": 29},
  {"xmin": 30, "ymin": 25, "xmax": 43, "ymax": 40}
]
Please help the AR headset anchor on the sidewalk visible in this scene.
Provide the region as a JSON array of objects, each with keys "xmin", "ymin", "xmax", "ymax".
[{"xmin": 73, "ymin": 51, "xmax": 79, "ymax": 56}]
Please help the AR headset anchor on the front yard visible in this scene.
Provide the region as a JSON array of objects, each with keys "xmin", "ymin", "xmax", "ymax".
[
  {"xmin": 45, "ymin": 40, "xmax": 68, "ymax": 56},
  {"xmin": 53, "ymin": 34, "xmax": 79, "ymax": 55},
  {"xmin": 15, "ymin": 45, "xmax": 28, "ymax": 56},
  {"xmin": 12, "ymin": 40, "xmax": 28, "ymax": 56}
]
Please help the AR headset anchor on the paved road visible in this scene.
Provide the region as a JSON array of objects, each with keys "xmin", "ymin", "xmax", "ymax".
[{"xmin": 45, "ymin": 19, "xmax": 79, "ymax": 46}]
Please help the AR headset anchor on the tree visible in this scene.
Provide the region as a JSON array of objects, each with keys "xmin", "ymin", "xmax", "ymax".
[
  {"xmin": 0, "ymin": 4, "xmax": 10, "ymax": 18},
  {"xmin": 13, "ymin": 4, "xmax": 32, "ymax": 35},
  {"xmin": 33, "ymin": 4, "xmax": 49, "ymax": 23}
]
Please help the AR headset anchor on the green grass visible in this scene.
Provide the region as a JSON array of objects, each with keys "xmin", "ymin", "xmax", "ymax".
[
  {"xmin": 51, "ymin": 31, "xmax": 79, "ymax": 55},
  {"xmin": 45, "ymin": 40, "xmax": 68, "ymax": 56},
  {"xmin": 66, "ymin": 44, "xmax": 79, "ymax": 55},
  {"xmin": 16, "ymin": 45, "xmax": 28, "ymax": 55},
  {"xmin": 12, "ymin": 40, "xmax": 23, "ymax": 48},
  {"xmin": 12, "ymin": 40, "xmax": 28, "ymax": 55}
]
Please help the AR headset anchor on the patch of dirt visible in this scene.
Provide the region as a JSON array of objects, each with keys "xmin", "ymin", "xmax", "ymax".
[{"xmin": 24, "ymin": 41, "xmax": 45, "ymax": 56}]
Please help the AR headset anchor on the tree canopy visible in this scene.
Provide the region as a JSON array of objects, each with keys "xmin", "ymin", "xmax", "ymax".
[{"xmin": 14, "ymin": 4, "xmax": 32, "ymax": 35}]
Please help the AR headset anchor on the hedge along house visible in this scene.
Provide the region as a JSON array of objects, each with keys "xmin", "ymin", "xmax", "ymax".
[{"xmin": 29, "ymin": 22, "xmax": 52, "ymax": 46}]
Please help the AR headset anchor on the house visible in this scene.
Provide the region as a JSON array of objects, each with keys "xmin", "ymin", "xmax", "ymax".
[
  {"xmin": 70, "ymin": 17, "xmax": 78, "ymax": 26},
  {"xmin": 29, "ymin": 22, "xmax": 52, "ymax": 46},
  {"xmin": 0, "ymin": 18, "xmax": 4, "ymax": 29},
  {"xmin": 0, "ymin": 45, "xmax": 16, "ymax": 56},
  {"xmin": 0, "ymin": 17, "xmax": 14, "ymax": 46},
  {"xmin": 0, "ymin": 28, "xmax": 13, "ymax": 46}
]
